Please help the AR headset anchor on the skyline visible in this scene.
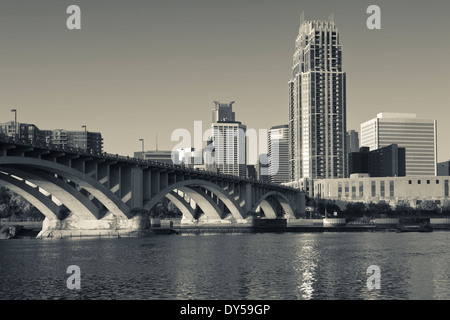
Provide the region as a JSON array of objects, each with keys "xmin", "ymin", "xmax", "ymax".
[{"xmin": 1, "ymin": 0, "xmax": 449, "ymax": 161}]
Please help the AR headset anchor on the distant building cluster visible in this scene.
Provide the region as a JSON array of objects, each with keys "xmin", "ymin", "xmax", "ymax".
[
  {"xmin": 0, "ymin": 121, "xmax": 103, "ymax": 154},
  {"xmin": 129, "ymin": 13, "xmax": 447, "ymax": 207}
]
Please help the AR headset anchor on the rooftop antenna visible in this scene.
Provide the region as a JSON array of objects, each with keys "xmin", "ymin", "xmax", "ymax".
[
  {"xmin": 300, "ymin": 11, "xmax": 305, "ymax": 27},
  {"xmin": 328, "ymin": 12, "xmax": 334, "ymax": 25}
]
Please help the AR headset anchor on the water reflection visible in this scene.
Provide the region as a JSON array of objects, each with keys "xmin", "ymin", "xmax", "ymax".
[{"xmin": 2, "ymin": 232, "xmax": 450, "ymax": 300}]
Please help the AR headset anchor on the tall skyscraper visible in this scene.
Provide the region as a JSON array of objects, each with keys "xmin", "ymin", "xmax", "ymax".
[
  {"xmin": 346, "ymin": 130, "xmax": 359, "ymax": 177},
  {"xmin": 211, "ymin": 101, "xmax": 247, "ymax": 177},
  {"xmin": 288, "ymin": 14, "xmax": 347, "ymax": 182},
  {"xmin": 360, "ymin": 113, "xmax": 437, "ymax": 176},
  {"xmin": 268, "ymin": 125, "xmax": 289, "ymax": 184}
]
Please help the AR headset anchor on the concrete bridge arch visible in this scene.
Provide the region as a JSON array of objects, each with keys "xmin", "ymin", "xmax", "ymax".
[
  {"xmin": 0, "ymin": 171, "xmax": 63, "ymax": 220},
  {"xmin": 252, "ymin": 191, "xmax": 296, "ymax": 219},
  {"xmin": 0, "ymin": 156, "xmax": 131, "ymax": 219},
  {"xmin": 144, "ymin": 179, "xmax": 246, "ymax": 222}
]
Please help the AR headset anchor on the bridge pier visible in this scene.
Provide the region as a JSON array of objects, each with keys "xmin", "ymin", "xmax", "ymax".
[{"xmin": 37, "ymin": 211, "xmax": 151, "ymax": 238}]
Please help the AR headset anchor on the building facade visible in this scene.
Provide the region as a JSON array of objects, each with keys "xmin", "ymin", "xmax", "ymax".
[
  {"xmin": 211, "ymin": 101, "xmax": 247, "ymax": 177},
  {"xmin": 133, "ymin": 150, "xmax": 178, "ymax": 164},
  {"xmin": 288, "ymin": 15, "xmax": 347, "ymax": 182},
  {"xmin": 346, "ymin": 130, "xmax": 359, "ymax": 154},
  {"xmin": 50, "ymin": 129, "xmax": 103, "ymax": 153},
  {"xmin": 268, "ymin": 125, "xmax": 289, "ymax": 184},
  {"xmin": 0, "ymin": 121, "xmax": 43, "ymax": 144},
  {"xmin": 0, "ymin": 121, "xmax": 103, "ymax": 153},
  {"xmin": 349, "ymin": 144, "xmax": 406, "ymax": 177},
  {"xmin": 256, "ymin": 153, "xmax": 270, "ymax": 182},
  {"xmin": 360, "ymin": 113, "xmax": 437, "ymax": 176},
  {"xmin": 314, "ymin": 176, "xmax": 450, "ymax": 207},
  {"xmin": 437, "ymin": 161, "xmax": 450, "ymax": 176}
]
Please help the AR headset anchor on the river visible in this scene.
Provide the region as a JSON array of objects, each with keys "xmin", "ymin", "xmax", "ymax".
[{"xmin": 1, "ymin": 231, "xmax": 450, "ymax": 300}]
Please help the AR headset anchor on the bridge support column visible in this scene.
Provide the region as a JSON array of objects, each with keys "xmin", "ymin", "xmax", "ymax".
[
  {"xmin": 36, "ymin": 211, "xmax": 151, "ymax": 239},
  {"xmin": 293, "ymin": 192, "xmax": 306, "ymax": 218}
]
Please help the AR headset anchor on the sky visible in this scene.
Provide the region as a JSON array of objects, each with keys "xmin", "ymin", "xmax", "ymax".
[{"xmin": 0, "ymin": 0, "xmax": 449, "ymax": 162}]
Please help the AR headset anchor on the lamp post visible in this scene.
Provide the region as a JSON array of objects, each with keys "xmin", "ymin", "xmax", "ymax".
[
  {"xmin": 139, "ymin": 139, "xmax": 144, "ymax": 159},
  {"xmin": 81, "ymin": 125, "xmax": 87, "ymax": 151},
  {"xmin": 11, "ymin": 109, "xmax": 17, "ymax": 141}
]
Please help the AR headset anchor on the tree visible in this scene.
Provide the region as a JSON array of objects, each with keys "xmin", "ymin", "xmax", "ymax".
[
  {"xmin": 366, "ymin": 201, "xmax": 392, "ymax": 216},
  {"xmin": 343, "ymin": 202, "xmax": 367, "ymax": 217},
  {"xmin": 315, "ymin": 199, "xmax": 341, "ymax": 216},
  {"xmin": 395, "ymin": 201, "xmax": 414, "ymax": 216}
]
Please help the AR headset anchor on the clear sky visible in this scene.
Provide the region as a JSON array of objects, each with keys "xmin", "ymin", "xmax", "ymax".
[{"xmin": 0, "ymin": 0, "xmax": 449, "ymax": 161}]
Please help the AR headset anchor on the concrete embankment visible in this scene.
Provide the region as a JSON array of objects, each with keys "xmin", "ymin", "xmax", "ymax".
[{"xmin": 3, "ymin": 218, "xmax": 450, "ymax": 239}]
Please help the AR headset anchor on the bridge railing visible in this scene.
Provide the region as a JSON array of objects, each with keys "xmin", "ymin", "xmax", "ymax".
[{"xmin": 0, "ymin": 136, "xmax": 299, "ymax": 192}]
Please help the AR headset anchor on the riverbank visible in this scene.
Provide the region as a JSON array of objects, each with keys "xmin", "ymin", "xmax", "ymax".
[{"xmin": 2, "ymin": 219, "xmax": 450, "ymax": 239}]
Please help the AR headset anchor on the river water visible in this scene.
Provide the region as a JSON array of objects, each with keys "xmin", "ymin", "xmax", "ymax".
[{"xmin": 1, "ymin": 231, "xmax": 450, "ymax": 300}]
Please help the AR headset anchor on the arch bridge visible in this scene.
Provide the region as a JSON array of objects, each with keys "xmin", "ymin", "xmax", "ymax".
[{"xmin": 0, "ymin": 139, "xmax": 305, "ymax": 237}]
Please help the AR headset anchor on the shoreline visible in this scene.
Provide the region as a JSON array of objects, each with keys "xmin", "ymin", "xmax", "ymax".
[{"xmin": 2, "ymin": 221, "xmax": 450, "ymax": 239}]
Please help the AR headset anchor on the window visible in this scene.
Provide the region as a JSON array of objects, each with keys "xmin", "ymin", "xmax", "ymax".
[
  {"xmin": 390, "ymin": 181, "xmax": 394, "ymax": 197},
  {"xmin": 436, "ymin": 180, "xmax": 440, "ymax": 184},
  {"xmin": 445, "ymin": 180, "xmax": 449, "ymax": 197},
  {"xmin": 380, "ymin": 181, "xmax": 385, "ymax": 197},
  {"xmin": 408, "ymin": 180, "xmax": 412, "ymax": 184},
  {"xmin": 371, "ymin": 181, "xmax": 376, "ymax": 197},
  {"xmin": 345, "ymin": 182, "xmax": 349, "ymax": 197},
  {"xmin": 418, "ymin": 180, "xmax": 421, "ymax": 184},
  {"xmin": 427, "ymin": 180, "xmax": 430, "ymax": 184},
  {"xmin": 359, "ymin": 181, "xmax": 364, "ymax": 197}
]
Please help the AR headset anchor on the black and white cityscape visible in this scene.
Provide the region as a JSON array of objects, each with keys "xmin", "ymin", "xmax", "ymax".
[{"xmin": 1, "ymin": 0, "xmax": 450, "ymax": 306}]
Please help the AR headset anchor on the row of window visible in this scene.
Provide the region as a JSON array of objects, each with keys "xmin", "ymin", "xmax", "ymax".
[{"xmin": 333, "ymin": 180, "xmax": 450, "ymax": 198}]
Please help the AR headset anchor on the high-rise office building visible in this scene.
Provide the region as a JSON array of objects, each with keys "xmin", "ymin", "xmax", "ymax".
[
  {"xmin": 211, "ymin": 101, "xmax": 247, "ymax": 177},
  {"xmin": 288, "ymin": 14, "xmax": 347, "ymax": 182},
  {"xmin": 346, "ymin": 130, "xmax": 359, "ymax": 154},
  {"xmin": 345, "ymin": 130, "xmax": 359, "ymax": 177},
  {"xmin": 268, "ymin": 125, "xmax": 289, "ymax": 184},
  {"xmin": 360, "ymin": 113, "xmax": 437, "ymax": 176}
]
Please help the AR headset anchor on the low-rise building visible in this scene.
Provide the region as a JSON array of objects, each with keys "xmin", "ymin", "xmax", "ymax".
[{"xmin": 314, "ymin": 175, "xmax": 450, "ymax": 207}]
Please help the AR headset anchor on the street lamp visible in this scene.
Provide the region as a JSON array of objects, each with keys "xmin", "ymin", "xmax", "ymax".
[
  {"xmin": 81, "ymin": 125, "xmax": 87, "ymax": 151},
  {"xmin": 139, "ymin": 139, "xmax": 144, "ymax": 159},
  {"xmin": 10, "ymin": 109, "xmax": 17, "ymax": 141}
]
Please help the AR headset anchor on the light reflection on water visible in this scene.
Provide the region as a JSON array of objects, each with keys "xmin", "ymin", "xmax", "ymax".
[{"xmin": 1, "ymin": 232, "xmax": 450, "ymax": 300}]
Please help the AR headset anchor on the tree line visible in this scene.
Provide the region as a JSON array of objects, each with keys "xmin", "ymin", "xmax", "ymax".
[{"xmin": 307, "ymin": 197, "xmax": 450, "ymax": 218}]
